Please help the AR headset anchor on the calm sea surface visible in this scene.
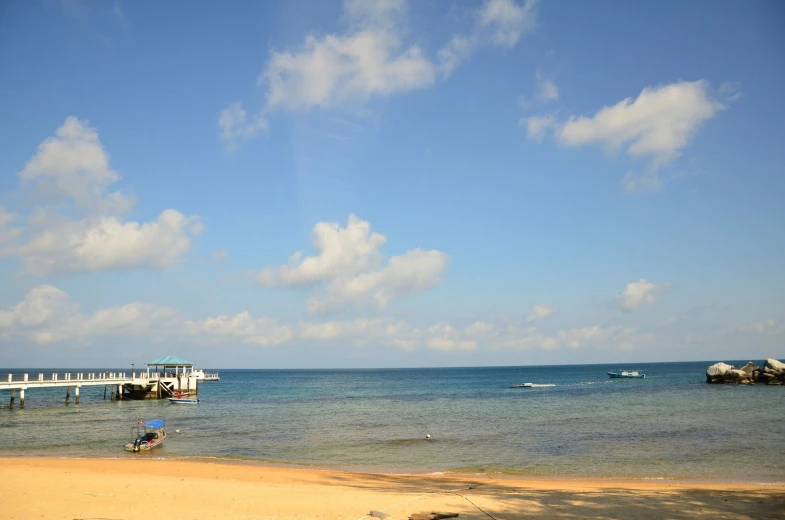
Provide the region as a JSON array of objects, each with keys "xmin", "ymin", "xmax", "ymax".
[{"xmin": 1, "ymin": 362, "xmax": 784, "ymax": 483}]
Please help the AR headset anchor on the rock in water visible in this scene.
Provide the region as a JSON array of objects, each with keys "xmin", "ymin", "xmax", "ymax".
[
  {"xmin": 707, "ymin": 359, "xmax": 785, "ymax": 385},
  {"xmin": 706, "ymin": 362, "xmax": 734, "ymax": 383}
]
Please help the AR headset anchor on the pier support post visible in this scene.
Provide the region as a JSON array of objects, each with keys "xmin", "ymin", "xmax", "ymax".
[
  {"xmin": 65, "ymin": 387, "xmax": 70, "ymax": 404},
  {"xmin": 20, "ymin": 389, "xmax": 24, "ymax": 409},
  {"xmin": 9, "ymin": 389, "xmax": 15, "ymax": 409},
  {"xmin": 110, "ymin": 385, "xmax": 115, "ymax": 400},
  {"xmin": 75, "ymin": 386, "xmax": 80, "ymax": 405},
  {"xmin": 103, "ymin": 385, "xmax": 107, "ymax": 400}
]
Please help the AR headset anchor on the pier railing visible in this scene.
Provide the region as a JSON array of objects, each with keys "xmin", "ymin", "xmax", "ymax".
[{"xmin": 0, "ymin": 372, "xmax": 171, "ymax": 384}]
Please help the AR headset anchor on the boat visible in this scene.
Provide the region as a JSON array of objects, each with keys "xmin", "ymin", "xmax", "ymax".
[
  {"xmin": 168, "ymin": 391, "xmax": 201, "ymax": 404},
  {"xmin": 608, "ymin": 370, "xmax": 645, "ymax": 379},
  {"xmin": 192, "ymin": 368, "xmax": 220, "ymax": 382},
  {"xmin": 125, "ymin": 419, "xmax": 166, "ymax": 452},
  {"xmin": 510, "ymin": 383, "xmax": 556, "ymax": 388}
]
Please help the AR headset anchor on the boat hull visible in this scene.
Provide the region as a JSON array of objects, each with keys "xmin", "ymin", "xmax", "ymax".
[
  {"xmin": 125, "ymin": 432, "xmax": 166, "ymax": 451},
  {"xmin": 168, "ymin": 397, "xmax": 200, "ymax": 404},
  {"xmin": 608, "ymin": 372, "xmax": 645, "ymax": 378}
]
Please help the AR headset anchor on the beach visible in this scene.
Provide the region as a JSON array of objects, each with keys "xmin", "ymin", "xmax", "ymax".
[{"xmin": 2, "ymin": 458, "xmax": 784, "ymax": 519}]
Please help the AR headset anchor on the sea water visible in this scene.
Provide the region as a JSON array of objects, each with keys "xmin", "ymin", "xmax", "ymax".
[{"xmin": 1, "ymin": 361, "xmax": 784, "ymax": 482}]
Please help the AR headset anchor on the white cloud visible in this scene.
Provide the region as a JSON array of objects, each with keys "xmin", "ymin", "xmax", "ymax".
[
  {"xmin": 620, "ymin": 170, "xmax": 662, "ymax": 194},
  {"xmin": 615, "ymin": 279, "xmax": 668, "ymax": 311},
  {"xmin": 736, "ymin": 319, "xmax": 780, "ymax": 335},
  {"xmin": 0, "ymin": 285, "xmax": 181, "ymax": 345},
  {"xmin": 260, "ymin": 0, "xmax": 434, "ymax": 114},
  {"xmin": 218, "ymin": 103, "xmax": 267, "ymax": 150},
  {"xmin": 522, "ymin": 113, "xmax": 556, "ymax": 142},
  {"xmin": 223, "ymin": 0, "xmax": 538, "ymax": 146},
  {"xmin": 536, "ymin": 72, "xmax": 559, "ymax": 102},
  {"xmin": 0, "ymin": 286, "xmax": 646, "ymax": 356},
  {"xmin": 1, "ymin": 117, "xmax": 201, "ymax": 275},
  {"xmin": 210, "ymin": 249, "xmax": 229, "ymax": 262},
  {"xmin": 18, "ymin": 116, "xmax": 132, "ymax": 213},
  {"xmin": 259, "ymin": 214, "xmax": 449, "ymax": 313},
  {"xmin": 479, "ymin": 0, "xmax": 538, "ymax": 47},
  {"xmin": 308, "ymin": 248, "xmax": 449, "ymax": 313},
  {"xmin": 437, "ymin": 0, "xmax": 538, "ymax": 78},
  {"xmin": 259, "ymin": 214, "xmax": 386, "ymax": 287},
  {"xmin": 556, "ymin": 80, "xmax": 728, "ymax": 167},
  {"xmin": 525, "ymin": 304, "xmax": 554, "ymax": 322},
  {"xmin": 186, "ymin": 312, "xmax": 294, "ymax": 346}
]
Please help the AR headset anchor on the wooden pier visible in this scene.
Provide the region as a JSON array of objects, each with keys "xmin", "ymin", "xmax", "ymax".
[{"xmin": 1, "ymin": 356, "xmax": 202, "ymax": 409}]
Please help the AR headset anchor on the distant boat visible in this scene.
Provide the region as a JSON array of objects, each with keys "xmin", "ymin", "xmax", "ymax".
[
  {"xmin": 510, "ymin": 383, "xmax": 556, "ymax": 388},
  {"xmin": 125, "ymin": 419, "xmax": 166, "ymax": 452},
  {"xmin": 168, "ymin": 391, "xmax": 201, "ymax": 404},
  {"xmin": 608, "ymin": 370, "xmax": 645, "ymax": 379},
  {"xmin": 192, "ymin": 369, "xmax": 220, "ymax": 382}
]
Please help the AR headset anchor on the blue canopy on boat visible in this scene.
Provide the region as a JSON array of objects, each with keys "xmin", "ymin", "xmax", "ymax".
[{"xmin": 144, "ymin": 419, "xmax": 165, "ymax": 429}]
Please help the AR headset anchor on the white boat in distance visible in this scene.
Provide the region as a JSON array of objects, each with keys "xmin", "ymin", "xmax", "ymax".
[
  {"xmin": 510, "ymin": 383, "xmax": 556, "ymax": 388},
  {"xmin": 192, "ymin": 369, "xmax": 220, "ymax": 381}
]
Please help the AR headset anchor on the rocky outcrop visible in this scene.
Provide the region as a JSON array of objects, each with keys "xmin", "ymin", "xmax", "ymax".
[{"xmin": 706, "ymin": 359, "xmax": 785, "ymax": 385}]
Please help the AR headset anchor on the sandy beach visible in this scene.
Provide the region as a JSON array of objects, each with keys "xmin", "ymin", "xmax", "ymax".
[{"xmin": 1, "ymin": 458, "xmax": 783, "ymax": 520}]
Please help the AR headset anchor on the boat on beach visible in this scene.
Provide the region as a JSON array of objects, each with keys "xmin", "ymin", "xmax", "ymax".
[
  {"xmin": 608, "ymin": 370, "xmax": 645, "ymax": 379},
  {"xmin": 510, "ymin": 383, "xmax": 556, "ymax": 388},
  {"xmin": 125, "ymin": 419, "xmax": 166, "ymax": 452},
  {"xmin": 168, "ymin": 391, "xmax": 201, "ymax": 404}
]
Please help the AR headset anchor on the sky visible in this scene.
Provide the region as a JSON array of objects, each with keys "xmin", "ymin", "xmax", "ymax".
[{"xmin": 0, "ymin": 0, "xmax": 784, "ymax": 369}]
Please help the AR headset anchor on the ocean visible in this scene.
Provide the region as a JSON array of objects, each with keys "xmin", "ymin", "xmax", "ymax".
[{"xmin": 1, "ymin": 361, "xmax": 784, "ymax": 483}]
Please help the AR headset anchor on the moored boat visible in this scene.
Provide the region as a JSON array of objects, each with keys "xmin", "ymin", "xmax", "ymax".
[
  {"xmin": 510, "ymin": 383, "xmax": 556, "ymax": 388},
  {"xmin": 168, "ymin": 391, "xmax": 200, "ymax": 404},
  {"xmin": 125, "ymin": 419, "xmax": 166, "ymax": 452},
  {"xmin": 192, "ymin": 368, "xmax": 220, "ymax": 381},
  {"xmin": 608, "ymin": 370, "xmax": 645, "ymax": 379}
]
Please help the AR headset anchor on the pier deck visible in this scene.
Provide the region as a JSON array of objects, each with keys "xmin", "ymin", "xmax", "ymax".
[{"xmin": 0, "ymin": 371, "xmax": 199, "ymax": 408}]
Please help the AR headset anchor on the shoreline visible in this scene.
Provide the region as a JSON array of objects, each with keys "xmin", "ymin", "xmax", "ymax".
[
  {"xmin": 2, "ymin": 458, "xmax": 784, "ymax": 519},
  {"xmin": 2, "ymin": 453, "xmax": 784, "ymax": 487}
]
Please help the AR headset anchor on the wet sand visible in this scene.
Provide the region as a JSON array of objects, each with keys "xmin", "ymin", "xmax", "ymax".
[{"xmin": 1, "ymin": 458, "xmax": 783, "ymax": 519}]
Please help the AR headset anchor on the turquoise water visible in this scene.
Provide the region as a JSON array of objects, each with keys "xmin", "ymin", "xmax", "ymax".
[{"xmin": 1, "ymin": 362, "xmax": 784, "ymax": 482}]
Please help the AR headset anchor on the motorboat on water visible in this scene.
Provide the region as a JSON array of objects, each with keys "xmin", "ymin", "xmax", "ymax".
[
  {"xmin": 168, "ymin": 391, "xmax": 201, "ymax": 404},
  {"xmin": 125, "ymin": 419, "xmax": 166, "ymax": 452},
  {"xmin": 510, "ymin": 383, "xmax": 556, "ymax": 388},
  {"xmin": 608, "ymin": 370, "xmax": 645, "ymax": 379}
]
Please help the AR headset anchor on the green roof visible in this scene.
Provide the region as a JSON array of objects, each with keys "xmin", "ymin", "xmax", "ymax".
[{"xmin": 146, "ymin": 355, "xmax": 194, "ymax": 366}]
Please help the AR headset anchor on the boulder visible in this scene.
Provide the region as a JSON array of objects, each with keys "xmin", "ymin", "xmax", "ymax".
[
  {"xmin": 706, "ymin": 362, "xmax": 735, "ymax": 383},
  {"xmin": 707, "ymin": 359, "xmax": 785, "ymax": 385}
]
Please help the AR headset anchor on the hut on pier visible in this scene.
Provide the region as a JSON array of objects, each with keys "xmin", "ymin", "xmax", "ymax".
[{"xmin": 125, "ymin": 356, "xmax": 200, "ymax": 399}]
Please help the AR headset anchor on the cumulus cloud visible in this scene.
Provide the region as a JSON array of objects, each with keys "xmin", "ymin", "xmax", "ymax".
[
  {"xmin": 0, "ymin": 117, "xmax": 201, "ymax": 275},
  {"xmin": 0, "ymin": 286, "xmax": 645, "ymax": 355},
  {"xmin": 186, "ymin": 312, "xmax": 294, "ymax": 346},
  {"xmin": 437, "ymin": 0, "xmax": 538, "ymax": 78},
  {"xmin": 522, "ymin": 113, "xmax": 556, "ymax": 142},
  {"xmin": 615, "ymin": 279, "xmax": 668, "ymax": 311},
  {"xmin": 478, "ymin": 0, "xmax": 538, "ymax": 47},
  {"xmin": 556, "ymin": 80, "xmax": 729, "ymax": 167},
  {"xmin": 535, "ymin": 72, "xmax": 559, "ymax": 102},
  {"xmin": 218, "ymin": 103, "xmax": 267, "ymax": 151},
  {"xmin": 297, "ymin": 316, "xmax": 640, "ymax": 352},
  {"xmin": 222, "ymin": 0, "xmax": 538, "ymax": 146},
  {"xmin": 0, "ymin": 285, "xmax": 181, "ymax": 345},
  {"xmin": 525, "ymin": 304, "xmax": 554, "ymax": 322},
  {"xmin": 735, "ymin": 319, "xmax": 781, "ymax": 335},
  {"xmin": 258, "ymin": 214, "xmax": 449, "ymax": 313}
]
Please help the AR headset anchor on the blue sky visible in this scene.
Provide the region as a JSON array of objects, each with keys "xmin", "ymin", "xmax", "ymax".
[{"xmin": 0, "ymin": 0, "xmax": 783, "ymax": 368}]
